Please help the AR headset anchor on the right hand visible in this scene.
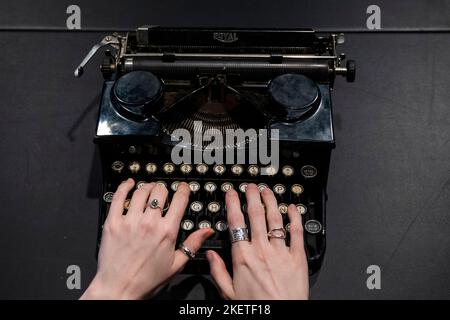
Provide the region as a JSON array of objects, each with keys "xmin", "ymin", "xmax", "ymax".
[{"xmin": 206, "ymin": 184, "xmax": 309, "ymax": 300}]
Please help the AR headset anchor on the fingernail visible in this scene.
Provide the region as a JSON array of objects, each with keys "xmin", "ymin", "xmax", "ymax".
[{"xmin": 206, "ymin": 250, "xmax": 214, "ymax": 261}]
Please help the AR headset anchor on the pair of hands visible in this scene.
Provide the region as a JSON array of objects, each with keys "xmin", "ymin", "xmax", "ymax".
[{"xmin": 81, "ymin": 178, "xmax": 309, "ymax": 300}]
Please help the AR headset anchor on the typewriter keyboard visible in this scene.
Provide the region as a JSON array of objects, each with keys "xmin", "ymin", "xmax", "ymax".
[{"xmin": 100, "ymin": 158, "xmax": 326, "ymax": 272}]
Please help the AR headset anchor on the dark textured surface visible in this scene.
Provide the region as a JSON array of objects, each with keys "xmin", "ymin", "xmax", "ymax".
[
  {"xmin": 1, "ymin": 0, "xmax": 450, "ymax": 31},
  {"xmin": 0, "ymin": 29, "xmax": 449, "ymax": 299}
]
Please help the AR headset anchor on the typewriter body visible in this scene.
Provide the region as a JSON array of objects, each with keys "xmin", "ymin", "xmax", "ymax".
[{"xmin": 76, "ymin": 26, "xmax": 355, "ymax": 276}]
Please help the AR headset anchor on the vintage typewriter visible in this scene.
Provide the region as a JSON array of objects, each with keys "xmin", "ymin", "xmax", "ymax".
[{"xmin": 75, "ymin": 26, "xmax": 355, "ymax": 277}]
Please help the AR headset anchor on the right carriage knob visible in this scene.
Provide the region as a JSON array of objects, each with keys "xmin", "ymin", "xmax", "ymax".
[{"xmin": 346, "ymin": 60, "xmax": 356, "ymax": 82}]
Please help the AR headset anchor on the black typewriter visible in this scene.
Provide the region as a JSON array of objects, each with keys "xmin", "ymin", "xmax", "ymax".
[{"xmin": 75, "ymin": 26, "xmax": 355, "ymax": 277}]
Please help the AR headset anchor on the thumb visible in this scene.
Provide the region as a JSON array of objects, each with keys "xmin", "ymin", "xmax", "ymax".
[
  {"xmin": 172, "ymin": 228, "xmax": 214, "ymax": 272},
  {"xmin": 206, "ymin": 250, "xmax": 235, "ymax": 300}
]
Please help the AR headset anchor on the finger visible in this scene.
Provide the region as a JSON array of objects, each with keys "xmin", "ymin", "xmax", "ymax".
[
  {"xmin": 225, "ymin": 189, "xmax": 245, "ymax": 228},
  {"xmin": 261, "ymin": 187, "xmax": 286, "ymax": 249},
  {"xmin": 165, "ymin": 182, "xmax": 190, "ymax": 224},
  {"xmin": 225, "ymin": 189, "xmax": 250, "ymax": 253},
  {"xmin": 128, "ymin": 182, "xmax": 155, "ymax": 217},
  {"xmin": 143, "ymin": 183, "xmax": 169, "ymax": 218},
  {"xmin": 206, "ymin": 250, "xmax": 235, "ymax": 300},
  {"xmin": 172, "ymin": 228, "xmax": 215, "ymax": 272},
  {"xmin": 287, "ymin": 204, "xmax": 306, "ymax": 258},
  {"xmin": 245, "ymin": 184, "xmax": 268, "ymax": 245},
  {"xmin": 105, "ymin": 178, "xmax": 134, "ymax": 223}
]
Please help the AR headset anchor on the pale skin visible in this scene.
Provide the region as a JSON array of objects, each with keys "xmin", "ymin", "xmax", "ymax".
[{"xmin": 81, "ymin": 178, "xmax": 309, "ymax": 300}]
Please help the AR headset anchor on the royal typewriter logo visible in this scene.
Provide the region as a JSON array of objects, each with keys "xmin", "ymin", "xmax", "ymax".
[
  {"xmin": 170, "ymin": 121, "xmax": 279, "ymax": 175},
  {"xmin": 213, "ymin": 32, "xmax": 239, "ymax": 43}
]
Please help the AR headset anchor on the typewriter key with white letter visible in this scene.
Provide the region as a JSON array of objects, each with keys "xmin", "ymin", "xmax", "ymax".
[
  {"xmin": 215, "ymin": 220, "xmax": 228, "ymax": 232},
  {"xmin": 282, "ymin": 165, "xmax": 294, "ymax": 177},
  {"xmin": 204, "ymin": 182, "xmax": 217, "ymax": 193},
  {"xmin": 301, "ymin": 165, "xmax": 317, "ymax": 178},
  {"xmin": 291, "ymin": 184, "xmax": 304, "ymax": 196},
  {"xmin": 128, "ymin": 161, "xmax": 141, "ymax": 174},
  {"xmin": 180, "ymin": 164, "xmax": 192, "ymax": 174},
  {"xmin": 196, "ymin": 163, "xmax": 208, "ymax": 175},
  {"xmin": 207, "ymin": 202, "xmax": 221, "ymax": 214},
  {"xmin": 145, "ymin": 162, "xmax": 157, "ymax": 174},
  {"xmin": 181, "ymin": 219, "xmax": 195, "ymax": 231},
  {"xmin": 221, "ymin": 182, "xmax": 233, "ymax": 193},
  {"xmin": 190, "ymin": 201, "xmax": 203, "ymax": 213},
  {"xmin": 304, "ymin": 220, "xmax": 322, "ymax": 234},
  {"xmin": 189, "ymin": 181, "xmax": 200, "ymax": 193},
  {"xmin": 213, "ymin": 164, "xmax": 226, "ymax": 175},
  {"xmin": 103, "ymin": 191, "xmax": 114, "ymax": 203},
  {"xmin": 247, "ymin": 165, "xmax": 260, "ymax": 176},
  {"xmin": 111, "ymin": 161, "xmax": 124, "ymax": 173},
  {"xmin": 296, "ymin": 204, "xmax": 307, "ymax": 215},
  {"xmin": 273, "ymin": 184, "xmax": 286, "ymax": 195},
  {"xmin": 163, "ymin": 162, "xmax": 175, "ymax": 174},
  {"xmin": 198, "ymin": 220, "xmax": 212, "ymax": 229},
  {"xmin": 231, "ymin": 164, "xmax": 244, "ymax": 176}
]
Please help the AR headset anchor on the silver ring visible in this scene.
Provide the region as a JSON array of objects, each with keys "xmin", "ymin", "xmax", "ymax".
[
  {"xmin": 229, "ymin": 226, "xmax": 250, "ymax": 243},
  {"xmin": 149, "ymin": 199, "xmax": 159, "ymax": 209},
  {"xmin": 267, "ymin": 227, "xmax": 287, "ymax": 239},
  {"xmin": 178, "ymin": 243, "xmax": 195, "ymax": 260}
]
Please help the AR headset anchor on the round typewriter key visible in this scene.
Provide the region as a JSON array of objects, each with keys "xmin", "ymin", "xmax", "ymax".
[
  {"xmin": 128, "ymin": 145, "xmax": 137, "ymax": 154},
  {"xmin": 304, "ymin": 220, "xmax": 322, "ymax": 234},
  {"xmin": 285, "ymin": 223, "xmax": 291, "ymax": 233},
  {"xmin": 215, "ymin": 220, "xmax": 228, "ymax": 232},
  {"xmin": 231, "ymin": 164, "xmax": 244, "ymax": 176},
  {"xmin": 180, "ymin": 164, "xmax": 193, "ymax": 174},
  {"xmin": 296, "ymin": 204, "xmax": 307, "ymax": 215},
  {"xmin": 213, "ymin": 164, "xmax": 226, "ymax": 175},
  {"xmin": 273, "ymin": 184, "xmax": 286, "ymax": 195},
  {"xmin": 136, "ymin": 181, "xmax": 147, "ymax": 189},
  {"xmin": 242, "ymin": 203, "xmax": 247, "ymax": 213},
  {"xmin": 124, "ymin": 199, "xmax": 131, "ymax": 210},
  {"xmin": 204, "ymin": 182, "xmax": 217, "ymax": 193},
  {"xmin": 103, "ymin": 192, "xmax": 114, "ymax": 203},
  {"xmin": 301, "ymin": 165, "xmax": 317, "ymax": 178},
  {"xmin": 257, "ymin": 183, "xmax": 269, "ymax": 192},
  {"xmin": 198, "ymin": 220, "xmax": 212, "ymax": 229},
  {"xmin": 163, "ymin": 162, "xmax": 175, "ymax": 174},
  {"xmin": 171, "ymin": 181, "xmax": 180, "ymax": 192},
  {"xmin": 145, "ymin": 162, "xmax": 157, "ymax": 174},
  {"xmin": 128, "ymin": 161, "xmax": 141, "ymax": 174},
  {"xmin": 221, "ymin": 182, "xmax": 234, "ymax": 193},
  {"xmin": 278, "ymin": 203, "xmax": 288, "ymax": 215},
  {"xmin": 291, "ymin": 184, "xmax": 304, "ymax": 196},
  {"xmin": 181, "ymin": 219, "xmax": 195, "ymax": 231},
  {"xmin": 207, "ymin": 202, "xmax": 221, "ymax": 214},
  {"xmin": 111, "ymin": 161, "xmax": 124, "ymax": 173},
  {"xmin": 282, "ymin": 165, "xmax": 294, "ymax": 177},
  {"xmin": 263, "ymin": 165, "xmax": 278, "ymax": 176},
  {"xmin": 155, "ymin": 181, "xmax": 167, "ymax": 188},
  {"xmin": 239, "ymin": 182, "xmax": 248, "ymax": 193},
  {"xmin": 247, "ymin": 165, "xmax": 260, "ymax": 176},
  {"xmin": 190, "ymin": 201, "xmax": 203, "ymax": 213},
  {"xmin": 196, "ymin": 163, "xmax": 208, "ymax": 175},
  {"xmin": 189, "ymin": 181, "xmax": 200, "ymax": 193}
]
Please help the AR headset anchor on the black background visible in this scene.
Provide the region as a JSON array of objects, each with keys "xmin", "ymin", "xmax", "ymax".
[{"xmin": 0, "ymin": 0, "xmax": 449, "ymax": 299}]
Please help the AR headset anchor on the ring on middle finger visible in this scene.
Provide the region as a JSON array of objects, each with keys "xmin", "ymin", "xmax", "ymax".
[{"xmin": 229, "ymin": 226, "xmax": 250, "ymax": 243}]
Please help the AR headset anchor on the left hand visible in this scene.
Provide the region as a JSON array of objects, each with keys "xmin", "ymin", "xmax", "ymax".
[{"xmin": 80, "ymin": 178, "xmax": 214, "ymax": 299}]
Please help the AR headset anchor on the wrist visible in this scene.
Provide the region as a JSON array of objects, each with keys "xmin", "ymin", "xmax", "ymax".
[{"xmin": 80, "ymin": 275, "xmax": 131, "ymax": 300}]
